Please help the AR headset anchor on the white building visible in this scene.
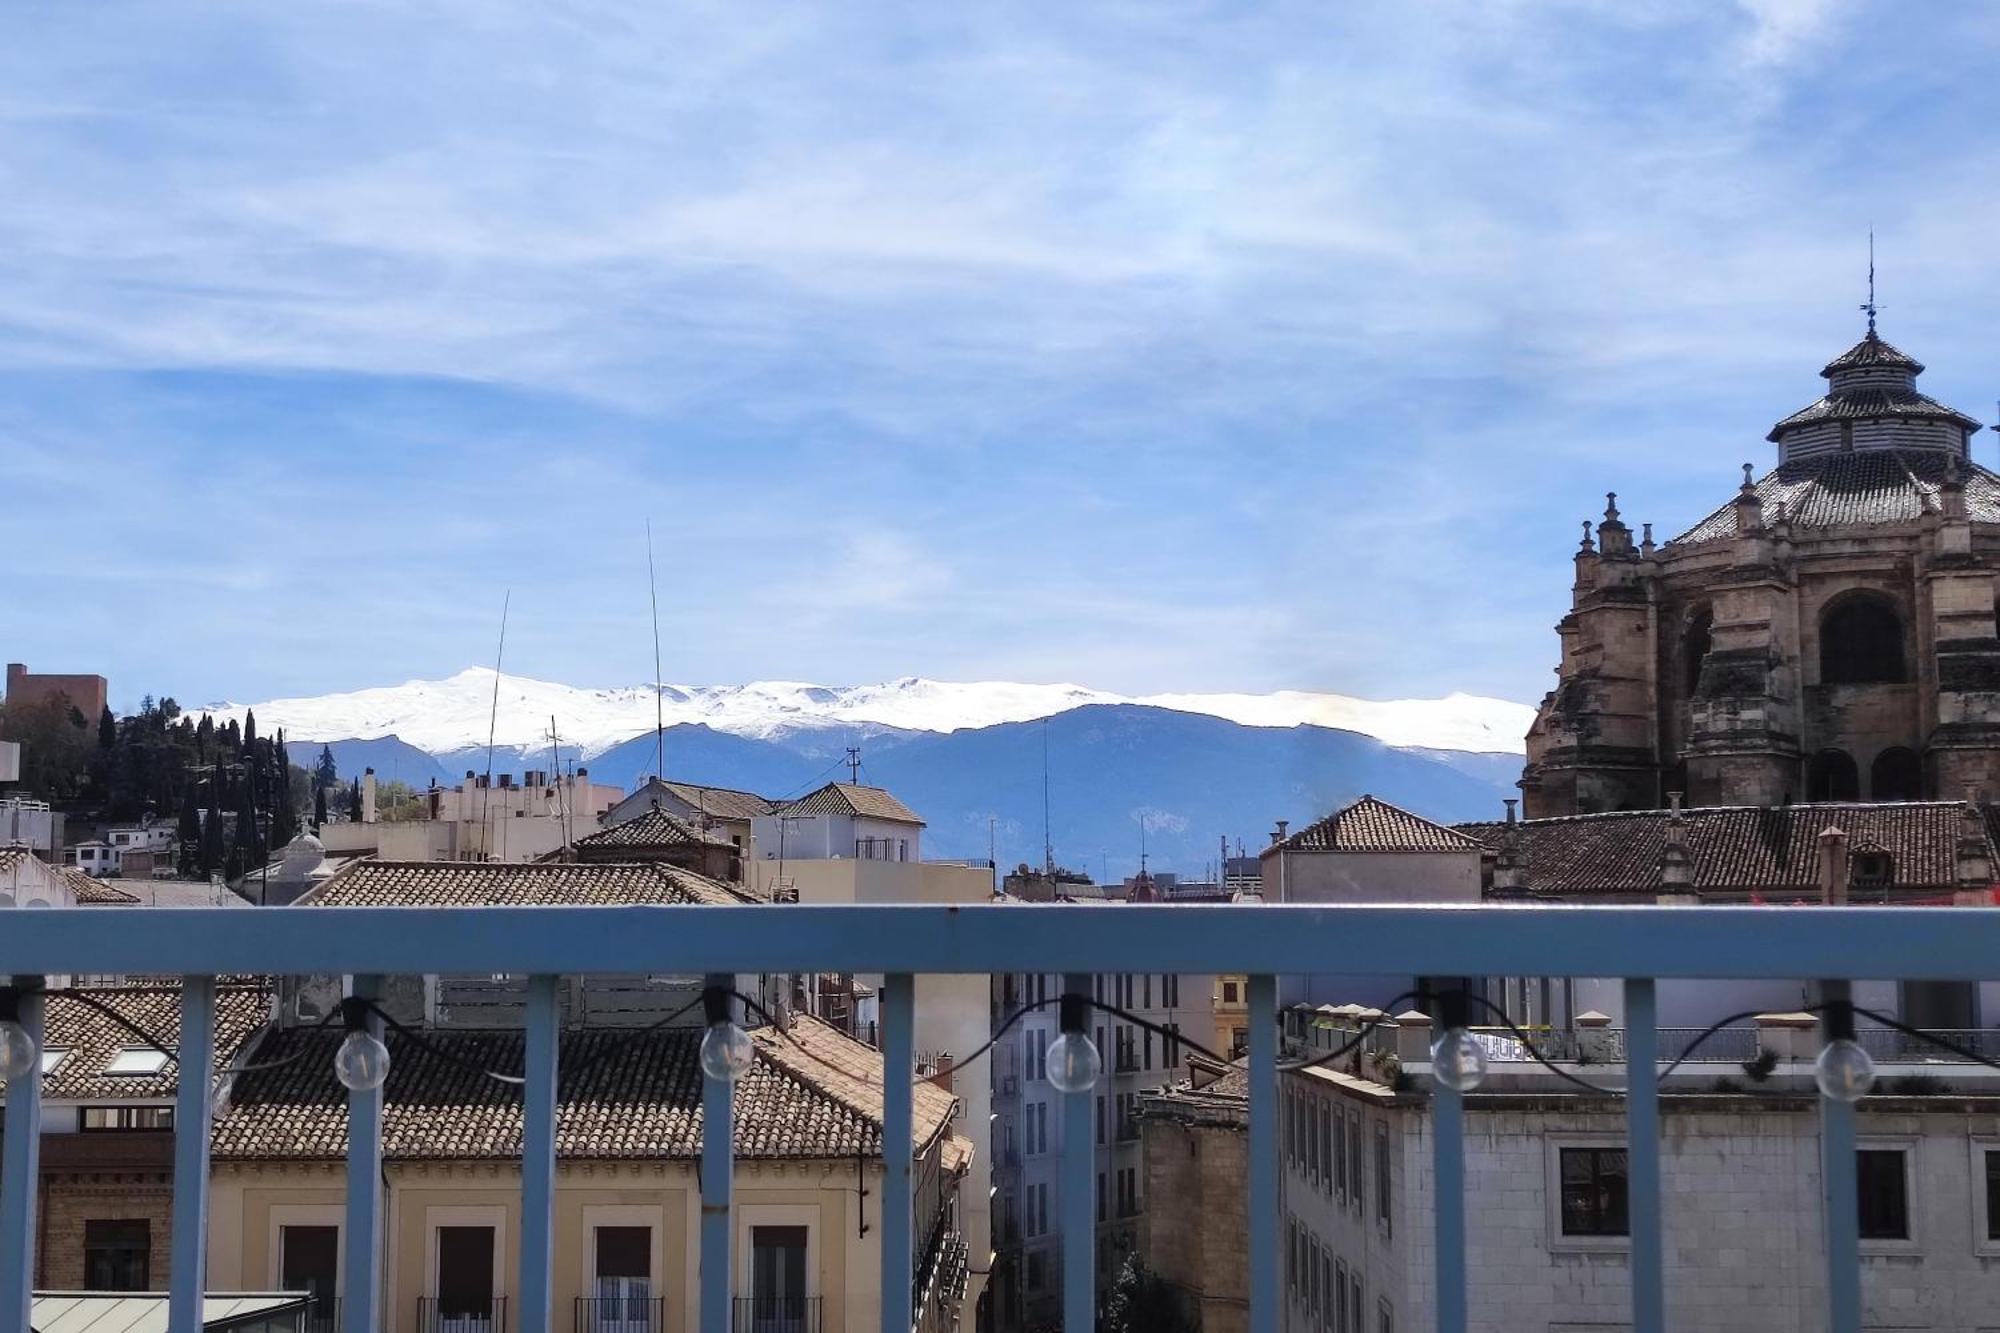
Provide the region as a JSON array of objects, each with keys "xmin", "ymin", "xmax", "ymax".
[
  {"xmin": 316, "ymin": 767, "xmax": 624, "ymax": 863},
  {"xmin": 1280, "ymin": 1007, "xmax": 2000, "ymax": 1333}
]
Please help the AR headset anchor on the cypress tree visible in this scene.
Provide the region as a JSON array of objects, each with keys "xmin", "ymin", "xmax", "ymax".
[
  {"xmin": 231, "ymin": 768, "xmax": 263, "ymax": 876},
  {"xmin": 314, "ymin": 783, "xmax": 328, "ymax": 831},
  {"xmin": 200, "ymin": 776, "xmax": 224, "ymax": 877},
  {"xmin": 176, "ymin": 783, "xmax": 202, "ymax": 877},
  {"xmin": 270, "ymin": 730, "xmax": 298, "ymax": 846},
  {"xmin": 349, "ymin": 778, "xmax": 363, "ymax": 823},
  {"xmin": 314, "ymin": 745, "xmax": 339, "ymax": 790},
  {"xmin": 97, "ymin": 706, "xmax": 117, "ymax": 751}
]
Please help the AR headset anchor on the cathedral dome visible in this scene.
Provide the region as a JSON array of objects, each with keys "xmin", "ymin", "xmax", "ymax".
[{"xmin": 1767, "ymin": 327, "xmax": 1984, "ymax": 457}]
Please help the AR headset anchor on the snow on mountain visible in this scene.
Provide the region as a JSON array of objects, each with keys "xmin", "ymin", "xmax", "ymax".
[{"xmin": 203, "ymin": 668, "xmax": 1533, "ymax": 758}]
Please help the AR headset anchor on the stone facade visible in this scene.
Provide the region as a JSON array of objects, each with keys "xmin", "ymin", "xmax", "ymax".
[
  {"xmin": 1139, "ymin": 1071, "xmax": 1250, "ymax": 1333},
  {"xmin": 33, "ymin": 1134, "xmax": 175, "ymax": 1289},
  {"xmin": 1523, "ymin": 329, "xmax": 2000, "ymax": 816}
]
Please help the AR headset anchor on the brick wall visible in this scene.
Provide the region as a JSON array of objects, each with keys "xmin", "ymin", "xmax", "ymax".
[{"xmin": 37, "ymin": 1172, "xmax": 174, "ymax": 1289}]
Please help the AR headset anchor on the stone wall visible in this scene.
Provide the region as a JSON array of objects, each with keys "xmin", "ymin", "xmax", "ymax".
[{"xmin": 1141, "ymin": 1095, "xmax": 1248, "ymax": 1333}]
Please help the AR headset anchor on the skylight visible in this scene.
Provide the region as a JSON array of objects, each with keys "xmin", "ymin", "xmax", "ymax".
[
  {"xmin": 102, "ymin": 1045, "xmax": 171, "ymax": 1076},
  {"xmin": 40, "ymin": 1046, "xmax": 71, "ymax": 1075}
]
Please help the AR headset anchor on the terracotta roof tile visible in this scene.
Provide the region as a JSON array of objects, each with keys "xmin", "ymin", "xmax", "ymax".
[
  {"xmin": 21, "ymin": 983, "xmax": 271, "ymax": 1101},
  {"xmin": 1822, "ymin": 331, "xmax": 1923, "ymax": 376},
  {"xmin": 781, "ymin": 783, "xmax": 924, "ymax": 825},
  {"xmin": 1454, "ymin": 801, "xmax": 1994, "ymax": 898},
  {"xmin": 657, "ymin": 782, "xmax": 775, "ymax": 821},
  {"xmin": 212, "ymin": 1015, "xmax": 956, "ymax": 1162},
  {"xmin": 1275, "ymin": 796, "xmax": 1485, "ymax": 853},
  {"xmin": 302, "ymin": 859, "xmax": 753, "ymax": 907},
  {"xmin": 575, "ymin": 807, "xmax": 728, "ymax": 852},
  {"xmin": 1672, "ymin": 451, "xmax": 2000, "ymax": 545}
]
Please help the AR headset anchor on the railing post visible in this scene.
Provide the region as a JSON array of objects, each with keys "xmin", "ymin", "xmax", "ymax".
[
  {"xmin": 519, "ymin": 974, "xmax": 560, "ymax": 1333},
  {"xmin": 700, "ymin": 973, "xmax": 735, "ymax": 1333},
  {"xmin": 881, "ymin": 972, "xmax": 916, "ymax": 1333},
  {"xmin": 1623, "ymin": 978, "xmax": 1664, "ymax": 1333},
  {"xmin": 1247, "ymin": 974, "xmax": 1277, "ymax": 1333},
  {"xmin": 1060, "ymin": 973, "xmax": 1094, "ymax": 1332},
  {"xmin": 170, "ymin": 975, "xmax": 217, "ymax": 1333},
  {"xmin": 1819, "ymin": 980, "xmax": 1862, "ymax": 1333},
  {"xmin": 0, "ymin": 978, "xmax": 45, "ymax": 1333},
  {"xmin": 343, "ymin": 974, "xmax": 385, "ymax": 1333},
  {"xmin": 1431, "ymin": 992, "xmax": 1468, "ymax": 1333}
]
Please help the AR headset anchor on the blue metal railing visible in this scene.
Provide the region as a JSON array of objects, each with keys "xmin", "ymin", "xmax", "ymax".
[{"xmin": 7, "ymin": 901, "xmax": 2000, "ymax": 1333}]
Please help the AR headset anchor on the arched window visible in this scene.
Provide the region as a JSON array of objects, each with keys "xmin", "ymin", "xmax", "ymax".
[
  {"xmin": 1682, "ymin": 605, "xmax": 1713, "ymax": 696},
  {"xmin": 1807, "ymin": 749, "xmax": 1859, "ymax": 801},
  {"xmin": 1869, "ymin": 747, "xmax": 1924, "ymax": 802},
  {"xmin": 1820, "ymin": 594, "xmax": 1906, "ymax": 685}
]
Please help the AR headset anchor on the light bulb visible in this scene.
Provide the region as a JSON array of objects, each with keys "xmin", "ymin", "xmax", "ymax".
[
  {"xmin": 0, "ymin": 1019, "xmax": 36, "ymax": 1081},
  {"xmin": 1047, "ymin": 1030, "xmax": 1102, "ymax": 1095},
  {"xmin": 334, "ymin": 1030, "xmax": 391, "ymax": 1092},
  {"xmin": 700, "ymin": 1021, "xmax": 756, "ymax": 1083},
  {"xmin": 1430, "ymin": 1028, "xmax": 1487, "ymax": 1094},
  {"xmin": 1814, "ymin": 1037, "xmax": 1874, "ymax": 1103}
]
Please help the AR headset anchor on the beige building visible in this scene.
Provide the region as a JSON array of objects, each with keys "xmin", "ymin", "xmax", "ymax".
[
  {"xmin": 1523, "ymin": 326, "xmax": 2000, "ymax": 816},
  {"xmin": 604, "ymin": 779, "xmax": 775, "ymax": 858},
  {"xmin": 206, "ymin": 1016, "xmax": 971, "ymax": 1333},
  {"xmin": 318, "ymin": 768, "xmax": 625, "ymax": 864},
  {"xmin": 745, "ymin": 785, "xmax": 995, "ymax": 1325}
]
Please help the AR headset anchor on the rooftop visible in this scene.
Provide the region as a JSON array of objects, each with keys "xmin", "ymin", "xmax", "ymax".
[
  {"xmin": 1454, "ymin": 800, "xmax": 1998, "ymax": 898},
  {"xmin": 1271, "ymin": 795, "xmax": 1486, "ymax": 854},
  {"xmin": 30, "ymin": 982, "xmax": 269, "ymax": 1102},
  {"xmin": 212, "ymin": 1013, "xmax": 964, "ymax": 1164},
  {"xmin": 1672, "ymin": 449, "xmax": 2000, "ymax": 545},
  {"xmin": 299, "ymin": 858, "xmax": 757, "ymax": 908},
  {"xmin": 654, "ymin": 780, "xmax": 776, "ymax": 821},
  {"xmin": 780, "ymin": 781, "xmax": 925, "ymax": 826},
  {"xmin": 572, "ymin": 805, "xmax": 731, "ymax": 853}
]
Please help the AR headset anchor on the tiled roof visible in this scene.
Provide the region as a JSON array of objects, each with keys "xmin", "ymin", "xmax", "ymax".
[
  {"xmin": 1453, "ymin": 801, "xmax": 1996, "ymax": 897},
  {"xmin": 301, "ymin": 859, "xmax": 753, "ymax": 907},
  {"xmin": 24, "ymin": 983, "xmax": 270, "ymax": 1101},
  {"xmin": 1274, "ymin": 796, "xmax": 1485, "ymax": 853},
  {"xmin": 575, "ymin": 806, "xmax": 728, "ymax": 852},
  {"xmin": 1766, "ymin": 388, "xmax": 1983, "ymax": 442},
  {"xmin": 658, "ymin": 781, "xmax": 775, "ymax": 821},
  {"xmin": 1822, "ymin": 331, "xmax": 1923, "ymax": 376},
  {"xmin": 1671, "ymin": 451, "xmax": 2000, "ymax": 545},
  {"xmin": 212, "ymin": 1015, "xmax": 958, "ymax": 1163},
  {"xmin": 60, "ymin": 867, "xmax": 144, "ymax": 904},
  {"xmin": 782, "ymin": 782, "xmax": 924, "ymax": 825}
]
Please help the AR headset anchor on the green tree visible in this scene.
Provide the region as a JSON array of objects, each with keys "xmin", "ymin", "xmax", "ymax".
[
  {"xmin": 0, "ymin": 696, "xmax": 94, "ymax": 801},
  {"xmin": 349, "ymin": 778, "xmax": 363, "ymax": 823},
  {"xmin": 1101, "ymin": 1257, "xmax": 1195, "ymax": 1333},
  {"xmin": 97, "ymin": 706, "xmax": 117, "ymax": 751},
  {"xmin": 230, "ymin": 768, "xmax": 264, "ymax": 877},
  {"xmin": 314, "ymin": 745, "xmax": 339, "ymax": 789},
  {"xmin": 314, "ymin": 783, "xmax": 328, "ymax": 831},
  {"xmin": 176, "ymin": 783, "xmax": 203, "ymax": 877}
]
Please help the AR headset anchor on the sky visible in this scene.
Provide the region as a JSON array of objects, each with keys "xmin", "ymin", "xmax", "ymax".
[{"xmin": 4, "ymin": 0, "xmax": 1999, "ymax": 713}]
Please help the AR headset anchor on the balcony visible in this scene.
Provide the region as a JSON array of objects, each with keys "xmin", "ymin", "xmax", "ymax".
[
  {"xmin": 419, "ymin": 1296, "xmax": 508, "ymax": 1333},
  {"xmin": 574, "ymin": 1295, "xmax": 664, "ymax": 1332},
  {"xmin": 5, "ymin": 900, "xmax": 1999, "ymax": 1333},
  {"xmin": 731, "ymin": 1295, "xmax": 821, "ymax": 1333}
]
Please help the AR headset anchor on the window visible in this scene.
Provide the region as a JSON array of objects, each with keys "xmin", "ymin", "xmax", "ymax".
[
  {"xmin": 1166, "ymin": 974, "xmax": 1179, "ymax": 1007},
  {"xmin": 1321, "ymin": 1254, "xmax": 1334, "ymax": 1333},
  {"xmin": 1375, "ymin": 1122, "xmax": 1391, "ymax": 1231},
  {"xmin": 434, "ymin": 1225, "xmax": 497, "ymax": 1323},
  {"xmin": 84, "ymin": 1219, "xmax": 150, "ymax": 1290},
  {"xmin": 1308, "ymin": 1238, "xmax": 1320, "ymax": 1318},
  {"xmin": 1559, "ymin": 1147, "xmax": 1629, "ymax": 1236},
  {"xmin": 1350, "ymin": 1274, "xmax": 1363, "ymax": 1333},
  {"xmin": 1347, "ymin": 1109, "xmax": 1363, "ymax": 1212},
  {"xmin": 1334, "ymin": 1262, "xmax": 1348, "ymax": 1333},
  {"xmin": 280, "ymin": 1225, "xmax": 339, "ymax": 1325},
  {"xmin": 1378, "ymin": 1302, "xmax": 1393, "ymax": 1333},
  {"xmin": 1987, "ymin": 1150, "xmax": 2000, "ymax": 1242},
  {"xmin": 1334, "ymin": 1110, "xmax": 1347, "ymax": 1201},
  {"xmin": 1682, "ymin": 604, "xmax": 1713, "ymax": 695},
  {"xmin": 1096, "ymin": 1094, "xmax": 1105, "ymax": 1145},
  {"xmin": 1870, "ymin": 747, "xmax": 1923, "ymax": 802},
  {"xmin": 1223, "ymin": 981, "xmax": 1239, "ymax": 1003},
  {"xmin": 592, "ymin": 1225, "xmax": 652, "ymax": 1317},
  {"xmin": 81, "ymin": 1105, "xmax": 174, "ymax": 1131},
  {"xmin": 1857, "ymin": 1149, "xmax": 1909, "ymax": 1240},
  {"xmin": 1308, "ymin": 1099, "xmax": 1321, "ymax": 1181},
  {"xmin": 1097, "ymin": 1172, "xmax": 1106, "ymax": 1224},
  {"xmin": 41, "ymin": 1046, "xmax": 71, "ymax": 1075},
  {"xmin": 103, "ymin": 1045, "xmax": 171, "ymax": 1076},
  {"xmin": 750, "ymin": 1225, "xmax": 808, "ymax": 1324},
  {"xmin": 1143, "ymin": 975, "xmax": 1152, "ymax": 1009},
  {"xmin": 1808, "ymin": 749, "xmax": 1859, "ymax": 801},
  {"xmin": 1320, "ymin": 1105, "xmax": 1334, "ymax": 1196},
  {"xmin": 1821, "ymin": 594, "xmax": 1906, "ymax": 685},
  {"xmin": 1026, "ymin": 1250, "xmax": 1047, "ymax": 1292},
  {"xmin": 1850, "ymin": 847, "xmax": 1895, "ymax": 896}
]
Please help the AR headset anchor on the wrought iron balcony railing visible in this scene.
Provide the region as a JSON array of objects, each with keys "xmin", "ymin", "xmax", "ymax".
[
  {"xmin": 419, "ymin": 1295, "xmax": 508, "ymax": 1333},
  {"xmin": 4, "ymin": 901, "xmax": 1997, "ymax": 1333},
  {"xmin": 573, "ymin": 1295, "xmax": 664, "ymax": 1332},
  {"xmin": 731, "ymin": 1295, "xmax": 821, "ymax": 1333}
]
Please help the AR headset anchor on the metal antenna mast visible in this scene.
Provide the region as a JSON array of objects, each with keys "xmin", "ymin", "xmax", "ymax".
[
  {"xmin": 1041, "ymin": 718, "xmax": 1053, "ymax": 878},
  {"xmin": 646, "ymin": 519, "xmax": 665, "ymax": 782},
  {"xmin": 479, "ymin": 590, "xmax": 511, "ymax": 863},
  {"xmin": 1861, "ymin": 228, "xmax": 1879, "ymax": 333}
]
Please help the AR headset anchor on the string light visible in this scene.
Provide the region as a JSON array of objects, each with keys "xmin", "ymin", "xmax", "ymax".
[
  {"xmin": 1046, "ymin": 993, "xmax": 1102, "ymax": 1095},
  {"xmin": 1814, "ymin": 998, "xmax": 1874, "ymax": 1104},
  {"xmin": 333, "ymin": 997, "xmax": 391, "ymax": 1092},
  {"xmin": 0, "ymin": 983, "xmax": 40, "ymax": 1082},
  {"xmin": 699, "ymin": 985, "xmax": 755, "ymax": 1084},
  {"xmin": 1430, "ymin": 1028, "xmax": 1487, "ymax": 1094}
]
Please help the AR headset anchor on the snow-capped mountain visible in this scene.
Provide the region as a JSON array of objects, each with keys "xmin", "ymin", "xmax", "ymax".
[{"xmin": 203, "ymin": 668, "xmax": 1532, "ymax": 757}]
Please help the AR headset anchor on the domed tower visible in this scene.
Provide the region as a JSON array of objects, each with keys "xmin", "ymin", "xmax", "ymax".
[{"xmin": 1522, "ymin": 321, "xmax": 1999, "ymax": 815}]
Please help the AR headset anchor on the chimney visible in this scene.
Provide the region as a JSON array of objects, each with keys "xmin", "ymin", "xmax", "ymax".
[
  {"xmin": 1956, "ymin": 787, "xmax": 1991, "ymax": 899},
  {"xmin": 1492, "ymin": 798, "xmax": 1528, "ymax": 895},
  {"xmin": 498, "ymin": 773, "xmax": 513, "ymax": 790},
  {"xmin": 362, "ymin": 769, "xmax": 378, "ymax": 825},
  {"xmin": 1271, "ymin": 820, "xmax": 1289, "ymax": 847},
  {"xmin": 1816, "ymin": 825, "xmax": 1849, "ymax": 906},
  {"xmin": 926, "ymin": 1051, "xmax": 957, "ymax": 1095},
  {"xmin": 1656, "ymin": 794, "xmax": 1696, "ymax": 901}
]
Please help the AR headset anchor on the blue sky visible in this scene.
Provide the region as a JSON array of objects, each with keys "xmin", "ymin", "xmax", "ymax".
[{"xmin": 4, "ymin": 1, "xmax": 1998, "ymax": 712}]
